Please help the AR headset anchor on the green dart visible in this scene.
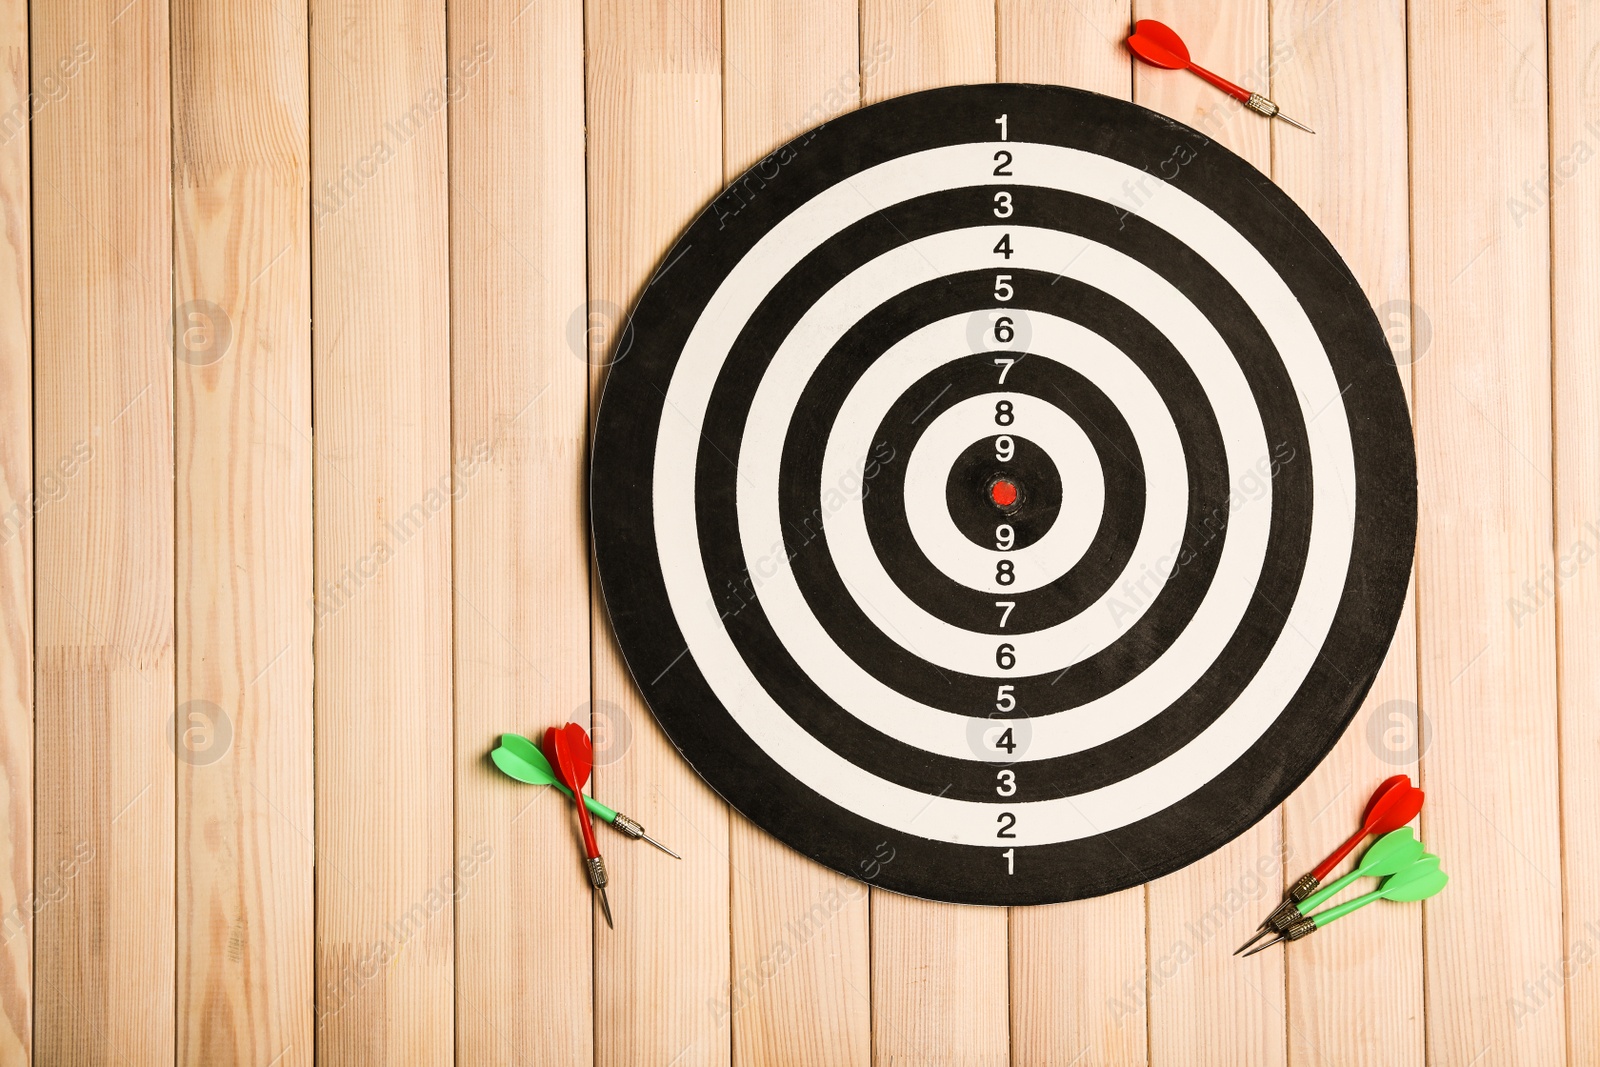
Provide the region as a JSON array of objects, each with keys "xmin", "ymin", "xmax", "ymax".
[
  {"xmin": 1235, "ymin": 827, "xmax": 1424, "ymax": 954},
  {"xmin": 491, "ymin": 733, "xmax": 681, "ymax": 859},
  {"xmin": 1242, "ymin": 854, "xmax": 1447, "ymax": 957}
]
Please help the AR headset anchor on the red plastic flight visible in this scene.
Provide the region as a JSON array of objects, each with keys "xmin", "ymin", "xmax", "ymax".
[
  {"xmin": 1126, "ymin": 20, "xmax": 1314, "ymax": 134},
  {"xmin": 1311, "ymin": 775, "xmax": 1425, "ymax": 881},
  {"xmin": 544, "ymin": 723, "xmax": 614, "ymax": 928}
]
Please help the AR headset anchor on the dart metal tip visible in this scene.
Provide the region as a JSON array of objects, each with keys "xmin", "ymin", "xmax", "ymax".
[
  {"xmin": 642, "ymin": 832, "xmax": 682, "ymax": 860},
  {"xmin": 1235, "ymin": 928, "xmax": 1277, "ymax": 955},
  {"xmin": 1276, "ymin": 111, "xmax": 1316, "ymax": 135},
  {"xmin": 1241, "ymin": 933, "xmax": 1285, "ymax": 958},
  {"xmin": 597, "ymin": 885, "xmax": 614, "ymax": 929}
]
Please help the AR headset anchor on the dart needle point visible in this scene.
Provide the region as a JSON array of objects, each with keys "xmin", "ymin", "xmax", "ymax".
[
  {"xmin": 641, "ymin": 832, "xmax": 682, "ymax": 859},
  {"xmin": 1277, "ymin": 111, "xmax": 1316, "ymax": 135},
  {"xmin": 1235, "ymin": 928, "xmax": 1277, "ymax": 955},
  {"xmin": 597, "ymin": 885, "xmax": 614, "ymax": 929},
  {"xmin": 1241, "ymin": 933, "xmax": 1286, "ymax": 958}
]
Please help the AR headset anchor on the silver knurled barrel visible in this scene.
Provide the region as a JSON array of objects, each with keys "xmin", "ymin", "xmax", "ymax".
[
  {"xmin": 1266, "ymin": 874, "xmax": 1321, "ymax": 931},
  {"xmin": 611, "ymin": 813, "xmax": 645, "ymax": 839},
  {"xmin": 586, "ymin": 855, "xmax": 608, "ymax": 889},
  {"xmin": 1283, "ymin": 916, "xmax": 1318, "ymax": 942},
  {"xmin": 1245, "ymin": 92, "xmax": 1279, "ymax": 118}
]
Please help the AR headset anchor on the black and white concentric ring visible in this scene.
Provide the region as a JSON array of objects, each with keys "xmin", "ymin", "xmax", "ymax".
[
  {"xmin": 590, "ymin": 85, "xmax": 1415, "ymax": 904},
  {"xmin": 657, "ymin": 148, "xmax": 1345, "ymax": 842}
]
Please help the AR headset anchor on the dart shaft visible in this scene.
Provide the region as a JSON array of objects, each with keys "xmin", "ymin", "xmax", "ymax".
[
  {"xmin": 1184, "ymin": 60, "xmax": 1251, "ymax": 103},
  {"xmin": 572, "ymin": 790, "xmax": 601, "ymax": 859},
  {"xmin": 1309, "ymin": 887, "xmax": 1386, "ymax": 927},
  {"xmin": 1312, "ymin": 825, "xmax": 1368, "ymax": 882},
  {"xmin": 548, "ymin": 780, "xmax": 620, "ymax": 824},
  {"xmin": 1300, "ymin": 867, "xmax": 1364, "ymax": 914},
  {"xmin": 1183, "ymin": 65, "xmax": 1314, "ymax": 135}
]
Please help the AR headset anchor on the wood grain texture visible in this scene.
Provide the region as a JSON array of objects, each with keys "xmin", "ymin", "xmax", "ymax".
[
  {"xmin": 1132, "ymin": 3, "xmax": 1291, "ymax": 1066},
  {"xmin": 862, "ymin": 0, "xmax": 995, "ymax": 99},
  {"xmin": 0, "ymin": 0, "xmax": 28, "ymax": 1057},
  {"xmin": 6, "ymin": 1, "xmax": 1595, "ymax": 1061},
  {"xmin": 995, "ymin": 5, "xmax": 1147, "ymax": 1065},
  {"xmin": 1269, "ymin": 3, "xmax": 1423, "ymax": 1065},
  {"xmin": 448, "ymin": 2, "xmax": 593, "ymax": 1064},
  {"xmin": 858, "ymin": 3, "xmax": 1008, "ymax": 1065},
  {"xmin": 721, "ymin": 4, "xmax": 871, "ymax": 1066},
  {"xmin": 997, "ymin": 0, "xmax": 1129, "ymax": 95},
  {"xmin": 1409, "ymin": 1, "xmax": 1565, "ymax": 1064},
  {"xmin": 585, "ymin": 4, "xmax": 731, "ymax": 1065},
  {"xmin": 31, "ymin": 1, "xmax": 175, "ymax": 1061},
  {"xmin": 308, "ymin": 0, "xmax": 454, "ymax": 1061},
  {"xmin": 171, "ymin": 3, "xmax": 314, "ymax": 1064},
  {"xmin": 1552, "ymin": 0, "xmax": 1600, "ymax": 1061}
]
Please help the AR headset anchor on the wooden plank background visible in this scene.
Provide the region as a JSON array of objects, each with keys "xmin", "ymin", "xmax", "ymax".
[{"xmin": 0, "ymin": 0, "xmax": 1587, "ymax": 1064}]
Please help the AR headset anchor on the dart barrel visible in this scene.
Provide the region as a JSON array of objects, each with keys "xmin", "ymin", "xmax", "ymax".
[
  {"xmin": 1265, "ymin": 873, "xmax": 1321, "ymax": 930},
  {"xmin": 1244, "ymin": 93, "xmax": 1280, "ymax": 118},
  {"xmin": 610, "ymin": 813, "xmax": 646, "ymax": 839}
]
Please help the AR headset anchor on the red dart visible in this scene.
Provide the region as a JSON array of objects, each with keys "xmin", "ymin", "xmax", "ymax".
[
  {"xmin": 544, "ymin": 723, "xmax": 614, "ymax": 929},
  {"xmin": 1126, "ymin": 20, "xmax": 1315, "ymax": 134}
]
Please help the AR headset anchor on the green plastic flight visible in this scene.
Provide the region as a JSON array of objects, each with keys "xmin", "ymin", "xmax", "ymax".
[
  {"xmin": 491, "ymin": 733, "xmax": 681, "ymax": 859},
  {"xmin": 492, "ymin": 732, "xmax": 619, "ymax": 821}
]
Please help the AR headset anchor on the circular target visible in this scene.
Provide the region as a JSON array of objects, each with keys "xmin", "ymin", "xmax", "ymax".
[{"xmin": 590, "ymin": 84, "xmax": 1416, "ymax": 905}]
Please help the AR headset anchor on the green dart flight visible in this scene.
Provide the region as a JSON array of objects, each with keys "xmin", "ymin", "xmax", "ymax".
[{"xmin": 491, "ymin": 733, "xmax": 680, "ymax": 859}]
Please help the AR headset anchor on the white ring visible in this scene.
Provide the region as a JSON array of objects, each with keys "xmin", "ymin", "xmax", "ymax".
[
  {"xmin": 652, "ymin": 142, "xmax": 1354, "ymax": 846},
  {"xmin": 748, "ymin": 234, "xmax": 1252, "ymax": 687},
  {"xmin": 816, "ymin": 312, "xmax": 1188, "ymax": 676},
  {"xmin": 903, "ymin": 393, "xmax": 1103, "ymax": 593}
]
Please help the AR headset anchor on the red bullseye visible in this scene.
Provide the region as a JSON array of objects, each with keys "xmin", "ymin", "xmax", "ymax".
[{"xmin": 989, "ymin": 478, "xmax": 1019, "ymax": 508}]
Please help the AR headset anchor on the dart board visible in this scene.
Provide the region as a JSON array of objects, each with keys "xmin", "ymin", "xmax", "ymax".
[{"xmin": 590, "ymin": 84, "xmax": 1416, "ymax": 906}]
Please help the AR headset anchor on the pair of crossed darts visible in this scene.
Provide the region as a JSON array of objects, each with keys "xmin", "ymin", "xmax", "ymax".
[
  {"xmin": 1238, "ymin": 775, "xmax": 1446, "ymax": 956},
  {"xmin": 492, "ymin": 724, "xmax": 680, "ymax": 929}
]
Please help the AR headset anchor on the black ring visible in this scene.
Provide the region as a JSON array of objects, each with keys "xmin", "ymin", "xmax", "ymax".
[{"xmin": 590, "ymin": 84, "xmax": 1416, "ymax": 904}]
